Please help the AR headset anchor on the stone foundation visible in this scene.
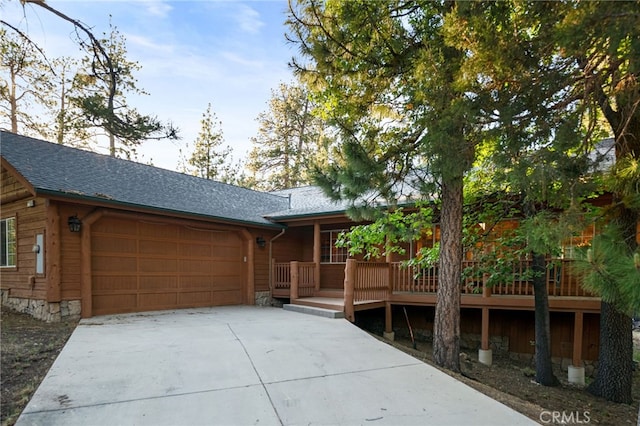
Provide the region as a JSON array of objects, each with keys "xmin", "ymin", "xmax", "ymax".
[
  {"xmin": 255, "ymin": 291, "xmax": 285, "ymax": 307},
  {"xmin": 509, "ymin": 352, "xmax": 598, "ymax": 378},
  {"xmin": 1, "ymin": 290, "xmax": 80, "ymax": 322}
]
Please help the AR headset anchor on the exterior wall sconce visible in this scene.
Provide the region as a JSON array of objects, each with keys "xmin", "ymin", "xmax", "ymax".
[
  {"xmin": 256, "ymin": 236, "xmax": 266, "ymax": 248},
  {"xmin": 68, "ymin": 215, "xmax": 82, "ymax": 233}
]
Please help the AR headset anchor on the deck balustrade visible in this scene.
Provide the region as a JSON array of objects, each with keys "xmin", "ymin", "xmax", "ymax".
[{"xmin": 273, "ymin": 258, "xmax": 596, "ymax": 317}]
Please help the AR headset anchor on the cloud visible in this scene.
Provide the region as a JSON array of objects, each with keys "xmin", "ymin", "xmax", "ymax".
[
  {"xmin": 127, "ymin": 34, "xmax": 175, "ymax": 54},
  {"xmin": 233, "ymin": 4, "xmax": 265, "ymax": 35},
  {"xmin": 142, "ymin": 1, "xmax": 173, "ymax": 18}
]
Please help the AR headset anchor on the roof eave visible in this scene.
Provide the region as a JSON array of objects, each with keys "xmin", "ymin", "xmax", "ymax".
[{"xmin": 36, "ymin": 188, "xmax": 285, "ymax": 229}]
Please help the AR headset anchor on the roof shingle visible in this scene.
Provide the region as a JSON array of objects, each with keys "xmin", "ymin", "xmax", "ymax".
[{"xmin": 1, "ymin": 131, "xmax": 288, "ymax": 227}]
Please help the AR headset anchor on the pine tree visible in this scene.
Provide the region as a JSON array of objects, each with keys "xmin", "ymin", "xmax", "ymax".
[
  {"xmin": 0, "ymin": 28, "xmax": 52, "ymax": 136},
  {"xmin": 288, "ymin": 0, "xmax": 481, "ymax": 372},
  {"xmin": 180, "ymin": 103, "xmax": 240, "ymax": 184},
  {"xmin": 246, "ymin": 81, "xmax": 331, "ymax": 191}
]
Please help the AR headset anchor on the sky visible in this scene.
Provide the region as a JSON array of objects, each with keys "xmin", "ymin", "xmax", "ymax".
[{"xmin": 2, "ymin": 0, "xmax": 296, "ymax": 171}]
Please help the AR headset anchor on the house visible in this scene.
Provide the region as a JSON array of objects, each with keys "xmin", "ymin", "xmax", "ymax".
[
  {"xmin": 2, "ymin": 131, "xmax": 629, "ymax": 384},
  {"xmin": 1, "ymin": 131, "xmax": 290, "ymax": 319}
]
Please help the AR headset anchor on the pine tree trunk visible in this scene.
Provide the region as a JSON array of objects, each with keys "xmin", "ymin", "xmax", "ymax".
[
  {"xmin": 532, "ymin": 253, "xmax": 559, "ymax": 386},
  {"xmin": 433, "ymin": 176, "xmax": 462, "ymax": 372},
  {"xmin": 587, "ymin": 301, "xmax": 633, "ymax": 403}
]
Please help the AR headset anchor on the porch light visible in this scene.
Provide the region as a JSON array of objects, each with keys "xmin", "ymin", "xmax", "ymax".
[
  {"xmin": 256, "ymin": 236, "xmax": 266, "ymax": 248},
  {"xmin": 68, "ymin": 215, "xmax": 82, "ymax": 233}
]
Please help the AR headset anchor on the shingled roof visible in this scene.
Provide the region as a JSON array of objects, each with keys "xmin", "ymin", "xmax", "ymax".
[{"xmin": 0, "ymin": 131, "xmax": 288, "ymax": 228}]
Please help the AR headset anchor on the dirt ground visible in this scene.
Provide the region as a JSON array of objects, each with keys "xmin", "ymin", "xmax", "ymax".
[
  {"xmin": 1, "ymin": 309, "xmax": 77, "ymax": 426},
  {"xmin": 1, "ymin": 308, "xmax": 639, "ymax": 426},
  {"xmin": 377, "ymin": 333, "xmax": 640, "ymax": 425}
]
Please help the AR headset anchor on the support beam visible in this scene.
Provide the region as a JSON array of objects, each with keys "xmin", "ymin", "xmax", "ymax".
[
  {"xmin": 568, "ymin": 311, "xmax": 585, "ymax": 386},
  {"xmin": 383, "ymin": 302, "xmax": 394, "ymax": 340},
  {"xmin": 45, "ymin": 201, "xmax": 61, "ymax": 302},
  {"xmin": 572, "ymin": 311, "xmax": 584, "ymax": 368},
  {"xmin": 313, "ymin": 221, "xmax": 321, "ymax": 291},
  {"xmin": 239, "ymin": 229, "xmax": 255, "ymax": 305},
  {"xmin": 80, "ymin": 209, "xmax": 105, "ymax": 319},
  {"xmin": 344, "ymin": 259, "xmax": 356, "ymax": 322},
  {"xmin": 290, "ymin": 261, "xmax": 299, "ymax": 301},
  {"xmin": 479, "ymin": 307, "xmax": 492, "ymax": 366}
]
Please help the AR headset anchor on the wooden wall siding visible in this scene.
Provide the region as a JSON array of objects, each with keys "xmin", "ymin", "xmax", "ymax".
[
  {"xmin": 1, "ymin": 166, "xmax": 33, "ymax": 203},
  {"xmin": 58, "ymin": 204, "xmax": 93, "ymax": 300},
  {"xmin": 253, "ymin": 233, "xmax": 271, "ymax": 292},
  {"xmin": 272, "ymin": 228, "xmax": 313, "ymax": 262},
  {"xmin": 90, "ymin": 216, "xmax": 244, "ymax": 316},
  {"xmin": 0, "ymin": 197, "xmax": 47, "ymax": 299},
  {"xmin": 320, "ymin": 263, "xmax": 345, "ymax": 289}
]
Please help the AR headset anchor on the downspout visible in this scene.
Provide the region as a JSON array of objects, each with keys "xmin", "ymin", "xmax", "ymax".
[{"xmin": 268, "ymin": 228, "xmax": 286, "ymax": 292}]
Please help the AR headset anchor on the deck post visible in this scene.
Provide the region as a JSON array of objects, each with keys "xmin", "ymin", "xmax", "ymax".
[
  {"xmin": 478, "ymin": 307, "xmax": 492, "ymax": 366},
  {"xmin": 568, "ymin": 311, "xmax": 585, "ymax": 386},
  {"xmin": 313, "ymin": 222, "xmax": 321, "ymax": 292},
  {"xmin": 290, "ymin": 261, "xmax": 299, "ymax": 301},
  {"xmin": 344, "ymin": 259, "xmax": 356, "ymax": 322},
  {"xmin": 478, "ymin": 272, "xmax": 493, "ymax": 365},
  {"xmin": 383, "ymin": 302, "xmax": 395, "ymax": 340}
]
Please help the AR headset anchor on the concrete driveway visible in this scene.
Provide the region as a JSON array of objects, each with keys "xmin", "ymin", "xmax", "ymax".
[{"xmin": 17, "ymin": 306, "xmax": 536, "ymax": 425}]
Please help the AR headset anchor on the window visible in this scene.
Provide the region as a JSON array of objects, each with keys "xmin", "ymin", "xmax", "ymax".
[
  {"xmin": 320, "ymin": 229, "xmax": 348, "ymax": 263},
  {"xmin": 1, "ymin": 217, "xmax": 17, "ymax": 267},
  {"xmin": 561, "ymin": 224, "xmax": 596, "ymax": 259}
]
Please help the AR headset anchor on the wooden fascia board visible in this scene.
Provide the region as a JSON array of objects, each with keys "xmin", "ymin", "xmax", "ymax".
[
  {"xmin": 276, "ymin": 214, "xmax": 353, "ymax": 227},
  {"xmin": 38, "ymin": 190, "xmax": 284, "ymax": 231}
]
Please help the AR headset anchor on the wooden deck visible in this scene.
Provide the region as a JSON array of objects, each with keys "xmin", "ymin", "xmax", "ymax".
[{"xmin": 273, "ymin": 258, "xmax": 601, "ymax": 319}]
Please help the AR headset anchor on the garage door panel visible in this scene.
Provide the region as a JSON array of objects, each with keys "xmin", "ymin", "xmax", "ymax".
[
  {"xmin": 212, "ymin": 279, "xmax": 242, "ymax": 291},
  {"xmin": 178, "ymin": 291, "xmax": 212, "ymax": 306},
  {"xmin": 139, "ymin": 240, "xmax": 178, "ymax": 256},
  {"xmin": 139, "ymin": 222, "xmax": 178, "ymax": 239},
  {"xmin": 179, "ymin": 243, "xmax": 212, "ymax": 257},
  {"xmin": 93, "ymin": 294, "xmax": 137, "ymax": 313},
  {"xmin": 92, "ymin": 218, "xmax": 244, "ymax": 316},
  {"xmin": 138, "ymin": 292, "xmax": 178, "ymax": 309},
  {"xmin": 212, "ymin": 289, "xmax": 243, "ymax": 305},
  {"xmin": 179, "ymin": 259, "xmax": 212, "ymax": 274},
  {"xmin": 93, "ymin": 218, "xmax": 137, "ymax": 235},
  {"xmin": 92, "ymin": 236, "xmax": 137, "ymax": 253},
  {"xmin": 212, "ymin": 245, "xmax": 242, "ymax": 258},
  {"xmin": 139, "ymin": 276, "xmax": 178, "ymax": 290},
  {"xmin": 212, "ymin": 262, "xmax": 242, "ymax": 276},
  {"xmin": 93, "ymin": 256, "xmax": 137, "ymax": 272},
  {"xmin": 93, "ymin": 276, "xmax": 137, "ymax": 293},
  {"xmin": 139, "ymin": 258, "xmax": 177, "ymax": 273}
]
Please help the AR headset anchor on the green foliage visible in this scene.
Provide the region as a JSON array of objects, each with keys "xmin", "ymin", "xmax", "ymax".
[
  {"xmin": 575, "ymin": 225, "xmax": 640, "ymax": 316},
  {"xmin": 72, "ymin": 24, "xmax": 177, "ymax": 157},
  {"xmin": 0, "ymin": 28, "xmax": 52, "ymax": 136},
  {"xmin": 335, "ymin": 204, "xmax": 434, "ymax": 261},
  {"xmin": 180, "ymin": 103, "xmax": 243, "ymax": 184}
]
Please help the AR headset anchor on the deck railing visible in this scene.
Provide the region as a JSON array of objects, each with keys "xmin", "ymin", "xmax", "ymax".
[
  {"xmin": 296, "ymin": 262, "xmax": 316, "ymax": 297},
  {"xmin": 272, "ymin": 261, "xmax": 291, "ymax": 296},
  {"xmin": 273, "ymin": 258, "xmax": 593, "ymax": 301},
  {"xmin": 353, "ymin": 262, "xmax": 390, "ymax": 302},
  {"xmin": 390, "ymin": 258, "xmax": 592, "ymax": 298}
]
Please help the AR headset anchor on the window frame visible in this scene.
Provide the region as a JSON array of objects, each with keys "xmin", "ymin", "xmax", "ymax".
[
  {"xmin": 320, "ymin": 229, "xmax": 349, "ymax": 264},
  {"xmin": 1, "ymin": 216, "xmax": 17, "ymax": 268}
]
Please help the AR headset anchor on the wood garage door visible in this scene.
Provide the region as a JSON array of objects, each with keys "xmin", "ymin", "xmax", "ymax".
[{"xmin": 91, "ymin": 217, "xmax": 244, "ymax": 316}]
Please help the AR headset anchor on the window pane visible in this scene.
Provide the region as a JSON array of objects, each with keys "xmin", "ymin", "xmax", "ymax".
[{"xmin": 1, "ymin": 218, "xmax": 16, "ymax": 267}]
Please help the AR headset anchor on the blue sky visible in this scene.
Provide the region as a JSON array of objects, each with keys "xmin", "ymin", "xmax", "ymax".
[{"xmin": 3, "ymin": 0, "xmax": 295, "ymax": 171}]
